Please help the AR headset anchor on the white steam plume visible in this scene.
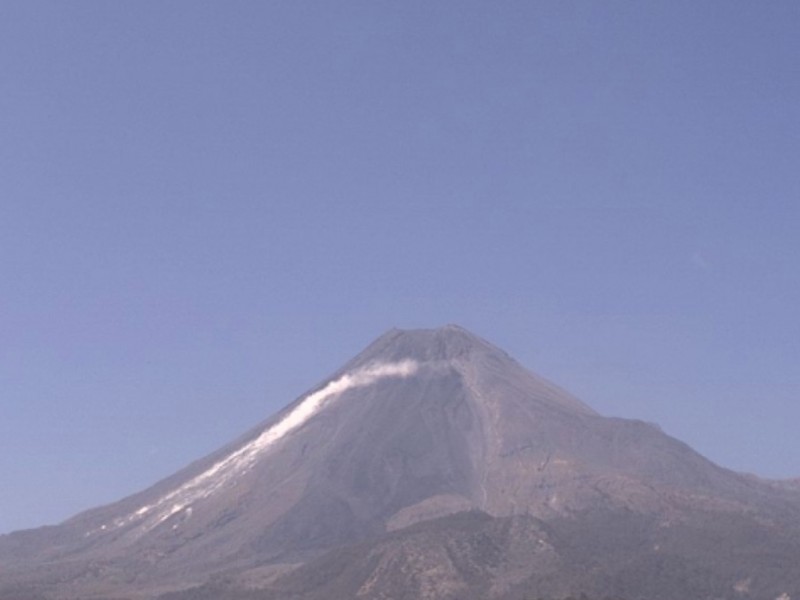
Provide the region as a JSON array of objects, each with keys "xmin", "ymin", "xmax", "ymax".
[{"xmin": 109, "ymin": 360, "xmax": 419, "ymax": 533}]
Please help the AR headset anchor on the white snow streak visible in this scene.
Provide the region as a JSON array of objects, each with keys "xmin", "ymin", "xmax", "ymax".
[{"xmin": 112, "ymin": 360, "xmax": 418, "ymax": 532}]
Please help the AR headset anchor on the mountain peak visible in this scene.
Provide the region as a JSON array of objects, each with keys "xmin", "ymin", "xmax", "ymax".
[
  {"xmin": 353, "ymin": 324, "xmax": 509, "ymax": 365},
  {"xmin": 5, "ymin": 326, "xmax": 800, "ymax": 600},
  {"xmin": 335, "ymin": 325, "xmax": 596, "ymax": 420}
]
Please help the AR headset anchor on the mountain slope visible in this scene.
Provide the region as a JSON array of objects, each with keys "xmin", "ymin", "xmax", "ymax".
[{"xmin": 2, "ymin": 326, "xmax": 799, "ymax": 600}]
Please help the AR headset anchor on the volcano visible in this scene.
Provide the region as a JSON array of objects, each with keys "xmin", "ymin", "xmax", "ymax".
[{"xmin": 2, "ymin": 326, "xmax": 800, "ymax": 600}]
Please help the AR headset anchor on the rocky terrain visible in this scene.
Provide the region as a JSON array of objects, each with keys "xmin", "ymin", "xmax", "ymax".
[{"xmin": 2, "ymin": 326, "xmax": 799, "ymax": 600}]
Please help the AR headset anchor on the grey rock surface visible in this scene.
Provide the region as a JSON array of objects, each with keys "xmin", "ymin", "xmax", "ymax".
[{"xmin": 2, "ymin": 326, "xmax": 799, "ymax": 600}]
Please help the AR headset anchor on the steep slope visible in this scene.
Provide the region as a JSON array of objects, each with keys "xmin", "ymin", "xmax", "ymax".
[{"xmin": 2, "ymin": 326, "xmax": 799, "ymax": 600}]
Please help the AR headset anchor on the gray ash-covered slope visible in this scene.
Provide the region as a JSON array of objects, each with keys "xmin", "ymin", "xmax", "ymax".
[{"xmin": 2, "ymin": 326, "xmax": 800, "ymax": 600}]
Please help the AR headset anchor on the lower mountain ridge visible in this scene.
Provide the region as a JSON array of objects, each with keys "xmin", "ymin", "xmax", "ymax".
[{"xmin": 2, "ymin": 326, "xmax": 799, "ymax": 600}]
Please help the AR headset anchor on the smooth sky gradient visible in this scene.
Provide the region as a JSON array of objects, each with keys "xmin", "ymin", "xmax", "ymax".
[{"xmin": 2, "ymin": 1, "xmax": 798, "ymax": 534}]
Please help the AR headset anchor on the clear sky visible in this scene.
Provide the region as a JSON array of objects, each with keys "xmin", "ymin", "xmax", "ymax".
[{"xmin": 1, "ymin": 1, "xmax": 798, "ymax": 534}]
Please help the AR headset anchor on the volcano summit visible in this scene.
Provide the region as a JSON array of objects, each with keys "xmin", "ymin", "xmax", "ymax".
[{"xmin": 2, "ymin": 326, "xmax": 800, "ymax": 600}]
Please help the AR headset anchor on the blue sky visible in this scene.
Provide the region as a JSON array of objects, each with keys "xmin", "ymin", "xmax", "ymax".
[{"xmin": 1, "ymin": 1, "xmax": 798, "ymax": 534}]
